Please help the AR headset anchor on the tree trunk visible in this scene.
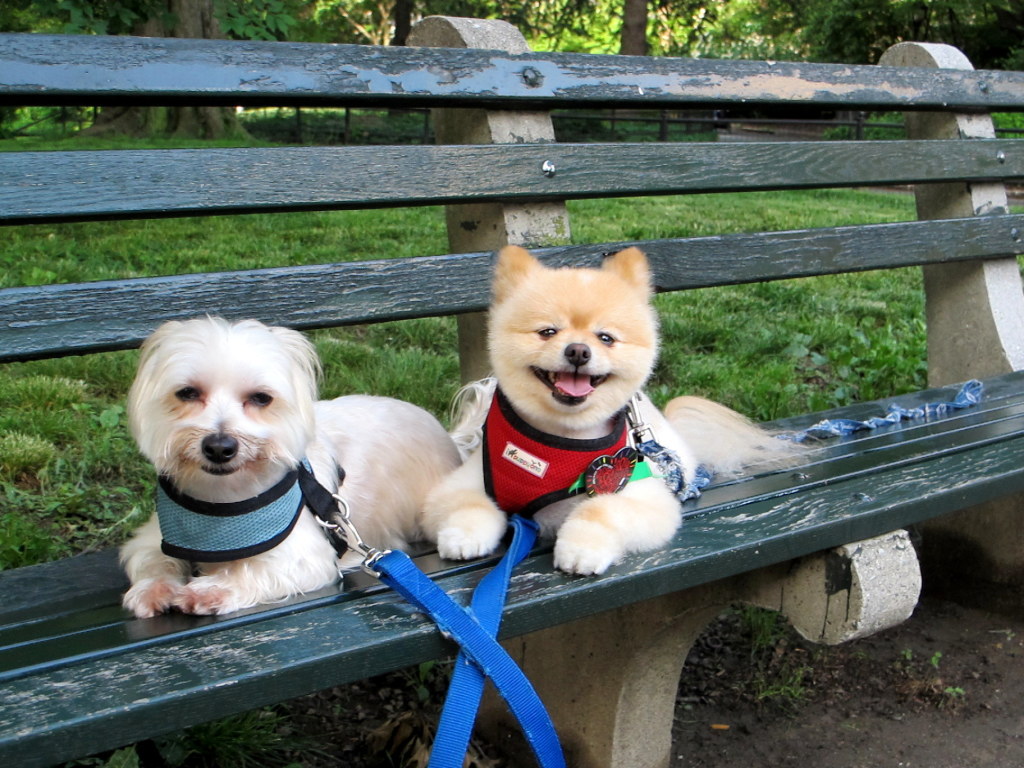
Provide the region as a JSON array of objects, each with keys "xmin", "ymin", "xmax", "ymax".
[
  {"xmin": 391, "ymin": 0, "xmax": 414, "ymax": 46},
  {"xmin": 620, "ymin": 0, "xmax": 649, "ymax": 55},
  {"xmin": 84, "ymin": 0, "xmax": 242, "ymax": 140},
  {"xmin": 165, "ymin": 0, "xmax": 238, "ymax": 139}
]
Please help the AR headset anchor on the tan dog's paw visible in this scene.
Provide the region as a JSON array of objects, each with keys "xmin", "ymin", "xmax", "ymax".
[
  {"xmin": 175, "ymin": 580, "xmax": 242, "ymax": 615},
  {"xmin": 123, "ymin": 577, "xmax": 185, "ymax": 618},
  {"xmin": 553, "ymin": 517, "xmax": 622, "ymax": 575},
  {"xmin": 435, "ymin": 506, "xmax": 507, "ymax": 561}
]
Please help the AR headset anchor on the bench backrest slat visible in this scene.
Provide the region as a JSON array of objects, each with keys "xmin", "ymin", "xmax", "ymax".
[
  {"xmin": 3, "ymin": 140, "xmax": 1022, "ymax": 224},
  {"xmin": 3, "ymin": 33, "xmax": 1024, "ymax": 112},
  {"xmin": 5, "ymin": 214, "xmax": 1022, "ymax": 362}
]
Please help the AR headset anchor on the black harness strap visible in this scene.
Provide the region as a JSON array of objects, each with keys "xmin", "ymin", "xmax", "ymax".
[{"xmin": 297, "ymin": 461, "xmax": 350, "ymax": 556}]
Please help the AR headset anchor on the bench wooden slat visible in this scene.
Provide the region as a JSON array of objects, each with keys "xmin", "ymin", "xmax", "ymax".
[
  {"xmin": 3, "ymin": 32, "xmax": 1023, "ymax": 112},
  {"xmin": 3, "ymin": 372, "xmax": 1024, "ymax": 768},
  {"xmin": 3, "ymin": 140, "xmax": 1022, "ymax": 224},
  {"xmin": 0, "ymin": 579, "xmax": 360, "ymax": 684},
  {"xmin": 0, "ymin": 559, "xmax": 434, "ymax": 686},
  {"xmin": 4, "ymin": 214, "xmax": 1021, "ymax": 362},
  {"xmin": 0, "ymin": 551, "xmax": 127, "ymax": 627}
]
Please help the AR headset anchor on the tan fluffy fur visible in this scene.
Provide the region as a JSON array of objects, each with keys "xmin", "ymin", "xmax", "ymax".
[
  {"xmin": 421, "ymin": 246, "xmax": 796, "ymax": 575},
  {"xmin": 120, "ymin": 317, "xmax": 461, "ymax": 617}
]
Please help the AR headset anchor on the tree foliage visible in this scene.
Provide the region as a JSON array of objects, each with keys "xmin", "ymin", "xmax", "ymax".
[
  {"xmin": 705, "ymin": 0, "xmax": 1018, "ymax": 67},
  {"xmin": 218, "ymin": 0, "xmax": 298, "ymax": 40},
  {"xmin": 33, "ymin": 0, "xmax": 165, "ymax": 35},
  {"xmin": 797, "ymin": 0, "xmax": 1006, "ymax": 66},
  {"xmin": 0, "ymin": 1, "xmax": 49, "ymax": 33}
]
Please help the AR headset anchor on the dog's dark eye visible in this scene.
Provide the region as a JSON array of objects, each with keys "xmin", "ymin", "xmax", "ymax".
[
  {"xmin": 247, "ymin": 392, "xmax": 273, "ymax": 407},
  {"xmin": 537, "ymin": 328, "xmax": 558, "ymax": 339},
  {"xmin": 596, "ymin": 332, "xmax": 616, "ymax": 346},
  {"xmin": 175, "ymin": 386, "xmax": 201, "ymax": 402}
]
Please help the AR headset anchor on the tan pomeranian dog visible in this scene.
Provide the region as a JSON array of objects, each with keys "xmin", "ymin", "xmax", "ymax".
[
  {"xmin": 421, "ymin": 246, "xmax": 794, "ymax": 575},
  {"xmin": 120, "ymin": 317, "xmax": 461, "ymax": 617}
]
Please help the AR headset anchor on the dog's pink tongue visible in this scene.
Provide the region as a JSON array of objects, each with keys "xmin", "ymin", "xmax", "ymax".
[{"xmin": 554, "ymin": 371, "xmax": 594, "ymax": 397}]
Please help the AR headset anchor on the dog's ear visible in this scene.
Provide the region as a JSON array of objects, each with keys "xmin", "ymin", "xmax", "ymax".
[
  {"xmin": 137, "ymin": 320, "xmax": 182, "ymax": 362},
  {"xmin": 127, "ymin": 321, "xmax": 183, "ymax": 442},
  {"xmin": 492, "ymin": 245, "xmax": 540, "ymax": 303},
  {"xmin": 602, "ymin": 247, "xmax": 651, "ymax": 294},
  {"xmin": 268, "ymin": 325, "xmax": 321, "ymax": 400}
]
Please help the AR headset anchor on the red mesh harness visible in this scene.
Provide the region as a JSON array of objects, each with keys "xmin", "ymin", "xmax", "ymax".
[{"xmin": 482, "ymin": 388, "xmax": 629, "ymax": 517}]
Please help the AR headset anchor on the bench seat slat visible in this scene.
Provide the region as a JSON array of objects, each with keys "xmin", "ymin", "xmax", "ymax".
[
  {"xmin": 2, "ymin": 140, "xmax": 1022, "ymax": 224},
  {"xmin": 3, "ymin": 372, "xmax": 1024, "ymax": 768},
  {"xmin": 694, "ymin": 397, "xmax": 1024, "ymax": 512},
  {"xmin": 3, "ymin": 32, "xmax": 1024, "ymax": 112},
  {"xmin": 0, "ymin": 555, "xmax": 455, "ymax": 686},
  {"xmin": 3, "ymin": 214, "xmax": 1022, "ymax": 363},
  {"xmin": 502, "ymin": 423, "xmax": 1024, "ymax": 631}
]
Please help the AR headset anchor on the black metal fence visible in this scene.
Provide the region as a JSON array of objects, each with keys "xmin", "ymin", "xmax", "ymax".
[{"xmin": 6, "ymin": 105, "xmax": 1024, "ymax": 144}]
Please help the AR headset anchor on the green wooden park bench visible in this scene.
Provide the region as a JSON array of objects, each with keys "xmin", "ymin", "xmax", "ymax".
[{"xmin": 3, "ymin": 16, "xmax": 1024, "ymax": 768}]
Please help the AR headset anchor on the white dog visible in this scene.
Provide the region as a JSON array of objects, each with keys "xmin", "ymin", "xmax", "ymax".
[{"xmin": 120, "ymin": 317, "xmax": 461, "ymax": 617}]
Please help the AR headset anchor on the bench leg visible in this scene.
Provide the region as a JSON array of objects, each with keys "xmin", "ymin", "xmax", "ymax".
[
  {"xmin": 744, "ymin": 529, "xmax": 921, "ymax": 644},
  {"xmin": 480, "ymin": 531, "xmax": 919, "ymax": 767},
  {"xmin": 485, "ymin": 586, "xmax": 730, "ymax": 768},
  {"xmin": 879, "ymin": 42, "xmax": 1024, "ymax": 383}
]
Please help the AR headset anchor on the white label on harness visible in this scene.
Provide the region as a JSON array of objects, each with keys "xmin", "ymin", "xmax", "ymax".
[{"xmin": 502, "ymin": 442, "xmax": 549, "ymax": 478}]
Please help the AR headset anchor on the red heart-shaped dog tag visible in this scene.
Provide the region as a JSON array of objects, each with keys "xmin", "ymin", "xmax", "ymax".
[{"xmin": 585, "ymin": 447, "xmax": 639, "ymax": 496}]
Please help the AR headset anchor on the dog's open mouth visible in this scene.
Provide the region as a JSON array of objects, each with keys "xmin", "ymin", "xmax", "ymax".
[{"xmin": 532, "ymin": 367, "xmax": 609, "ymax": 405}]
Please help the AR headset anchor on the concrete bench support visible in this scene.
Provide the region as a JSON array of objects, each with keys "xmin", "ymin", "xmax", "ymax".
[{"xmin": 881, "ymin": 42, "xmax": 1024, "ymax": 616}]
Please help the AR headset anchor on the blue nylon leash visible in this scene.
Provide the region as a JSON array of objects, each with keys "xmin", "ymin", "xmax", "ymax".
[
  {"xmin": 426, "ymin": 515, "xmax": 554, "ymax": 768},
  {"xmin": 324, "ymin": 498, "xmax": 564, "ymax": 767},
  {"xmin": 374, "ymin": 544, "xmax": 565, "ymax": 768}
]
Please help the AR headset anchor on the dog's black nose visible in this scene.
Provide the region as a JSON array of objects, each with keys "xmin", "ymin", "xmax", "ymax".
[
  {"xmin": 201, "ymin": 434, "xmax": 238, "ymax": 464},
  {"xmin": 564, "ymin": 343, "xmax": 591, "ymax": 368}
]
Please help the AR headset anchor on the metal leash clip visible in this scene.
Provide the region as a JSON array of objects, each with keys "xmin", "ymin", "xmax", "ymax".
[
  {"xmin": 626, "ymin": 393, "xmax": 655, "ymax": 447},
  {"xmin": 315, "ymin": 494, "xmax": 391, "ymax": 577}
]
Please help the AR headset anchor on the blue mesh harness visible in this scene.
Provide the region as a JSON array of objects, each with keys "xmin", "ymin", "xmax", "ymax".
[{"xmin": 157, "ymin": 459, "xmax": 346, "ymax": 562}]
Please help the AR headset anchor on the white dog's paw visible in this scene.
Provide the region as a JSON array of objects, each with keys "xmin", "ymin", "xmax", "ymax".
[
  {"xmin": 435, "ymin": 510, "xmax": 506, "ymax": 561},
  {"xmin": 123, "ymin": 577, "xmax": 185, "ymax": 618},
  {"xmin": 553, "ymin": 519, "xmax": 622, "ymax": 576},
  {"xmin": 175, "ymin": 579, "xmax": 247, "ymax": 616}
]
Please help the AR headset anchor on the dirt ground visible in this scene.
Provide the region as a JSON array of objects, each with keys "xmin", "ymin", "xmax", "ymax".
[
  {"xmin": 673, "ymin": 596, "xmax": 1024, "ymax": 768},
  {"xmin": 278, "ymin": 594, "xmax": 1023, "ymax": 767}
]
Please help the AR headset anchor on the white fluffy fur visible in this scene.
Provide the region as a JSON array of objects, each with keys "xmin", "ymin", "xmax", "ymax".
[
  {"xmin": 120, "ymin": 317, "xmax": 461, "ymax": 617},
  {"xmin": 421, "ymin": 246, "xmax": 797, "ymax": 575}
]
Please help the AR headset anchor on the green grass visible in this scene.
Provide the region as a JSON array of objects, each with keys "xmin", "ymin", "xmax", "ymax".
[
  {"xmin": 0, "ymin": 187, "xmax": 927, "ymax": 568},
  {"xmin": 0, "ymin": 207, "xmax": 449, "ymax": 287}
]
